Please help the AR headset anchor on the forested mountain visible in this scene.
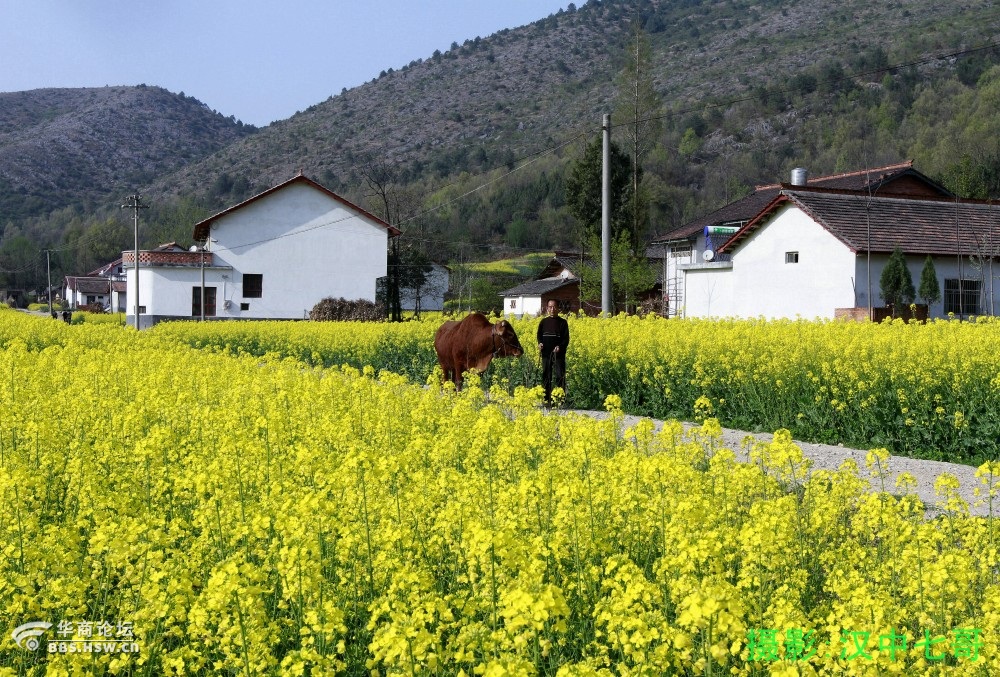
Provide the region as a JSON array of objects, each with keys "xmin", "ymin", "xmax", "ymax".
[{"xmin": 3, "ymin": 0, "xmax": 1000, "ymax": 294}]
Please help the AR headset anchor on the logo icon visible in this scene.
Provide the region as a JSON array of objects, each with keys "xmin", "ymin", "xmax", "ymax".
[{"xmin": 12, "ymin": 622, "xmax": 52, "ymax": 650}]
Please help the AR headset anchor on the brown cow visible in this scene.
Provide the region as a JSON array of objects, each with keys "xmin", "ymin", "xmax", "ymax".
[{"xmin": 434, "ymin": 313, "xmax": 524, "ymax": 389}]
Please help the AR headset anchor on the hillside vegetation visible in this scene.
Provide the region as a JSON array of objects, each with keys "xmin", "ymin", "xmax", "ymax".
[
  {"xmin": 2, "ymin": 0, "xmax": 1000, "ymax": 294},
  {"xmin": 0, "ymin": 86, "xmax": 255, "ymax": 221}
]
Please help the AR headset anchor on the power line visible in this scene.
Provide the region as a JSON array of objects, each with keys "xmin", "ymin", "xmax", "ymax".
[
  {"xmin": 396, "ymin": 129, "xmax": 590, "ymax": 228},
  {"xmin": 221, "ymin": 127, "xmax": 594, "ymax": 252}
]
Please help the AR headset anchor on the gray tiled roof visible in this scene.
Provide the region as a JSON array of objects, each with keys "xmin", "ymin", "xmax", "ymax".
[
  {"xmin": 499, "ymin": 277, "xmax": 578, "ymax": 297},
  {"xmin": 721, "ymin": 188, "xmax": 1000, "ymax": 256},
  {"xmin": 66, "ymin": 277, "xmax": 112, "ymax": 294},
  {"xmin": 651, "ymin": 161, "xmax": 950, "ymax": 244}
]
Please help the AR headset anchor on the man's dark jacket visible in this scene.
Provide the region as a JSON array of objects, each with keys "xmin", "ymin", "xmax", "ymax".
[{"xmin": 537, "ymin": 315, "xmax": 569, "ymax": 356}]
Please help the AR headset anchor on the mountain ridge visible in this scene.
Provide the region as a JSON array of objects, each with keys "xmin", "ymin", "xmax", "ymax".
[
  {"xmin": 0, "ymin": 85, "xmax": 255, "ymax": 220},
  {"xmin": 3, "ymin": 0, "xmax": 1000, "ymax": 292}
]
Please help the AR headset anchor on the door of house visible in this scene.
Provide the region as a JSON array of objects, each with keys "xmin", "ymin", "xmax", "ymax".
[{"xmin": 192, "ymin": 287, "xmax": 217, "ymax": 317}]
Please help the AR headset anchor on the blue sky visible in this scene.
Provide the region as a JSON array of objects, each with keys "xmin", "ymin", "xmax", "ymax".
[{"xmin": 0, "ymin": 0, "xmax": 569, "ymax": 127}]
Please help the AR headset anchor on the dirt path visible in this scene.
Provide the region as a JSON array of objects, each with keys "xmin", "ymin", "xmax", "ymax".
[{"xmin": 563, "ymin": 409, "xmax": 993, "ymax": 519}]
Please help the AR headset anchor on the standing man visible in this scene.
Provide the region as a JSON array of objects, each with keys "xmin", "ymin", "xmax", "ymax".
[{"xmin": 537, "ymin": 299, "xmax": 570, "ymax": 405}]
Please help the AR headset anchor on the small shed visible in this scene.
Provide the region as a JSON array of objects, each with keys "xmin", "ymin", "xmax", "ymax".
[{"xmin": 500, "ymin": 253, "xmax": 582, "ymax": 317}]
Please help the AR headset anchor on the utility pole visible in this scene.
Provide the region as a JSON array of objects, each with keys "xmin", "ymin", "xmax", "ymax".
[
  {"xmin": 44, "ymin": 249, "xmax": 53, "ymax": 316},
  {"xmin": 121, "ymin": 194, "xmax": 148, "ymax": 330},
  {"xmin": 200, "ymin": 245, "xmax": 206, "ymax": 322},
  {"xmin": 601, "ymin": 114, "xmax": 612, "ymax": 316}
]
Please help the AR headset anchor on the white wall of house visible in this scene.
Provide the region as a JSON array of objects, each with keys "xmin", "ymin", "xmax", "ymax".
[
  {"xmin": 681, "ymin": 264, "xmax": 734, "ymax": 317},
  {"xmin": 504, "ymin": 295, "xmax": 543, "ymax": 319},
  {"xmin": 66, "ymin": 288, "xmax": 109, "ymax": 309},
  {"xmin": 854, "ymin": 254, "xmax": 998, "ymax": 318},
  {"xmin": 125, "ymin": 267, "xmax": 232, "ymax": 318},
  {"xmin": 729, "ymin": 205, "xmax": 857, "ymax": 319},
  {"xmin": 206, "ymin": 182, "xmax": 388, "ymax": 319}
]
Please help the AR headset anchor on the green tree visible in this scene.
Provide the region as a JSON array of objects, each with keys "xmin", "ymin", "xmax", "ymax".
[
  {"xmin": 395, "ymin": 243, "xmax": 433, "ymax": 317},
  {"xmin": 146, "ymin": 197, "xmax": 213, "ymax": 248},
  {"xmin": 62, "ymin": 218, "xmax": 129, "ymax": 276},
  {"xmin": 565, "ymin": 135, "xmax": 632, "ymax": 246},
  {"xmin": 880, "ymin": 247, "xmax": 915, "ymax": 314},
  {"xmin": 470, "ymin": 277, "xmax": 502, "ymax": 314},
  {"xmin": 941, "ymin": 152, "xmax": 1000, "ymax": 200},
  {"xmin": 578, "ymin": 232, "xmax": 656, "ymax": 314},
  {"xmin": 678, "ymin": 128, "xmax": 702, "ymax": 158},
  {"xmin": 0, "ymin": 234, "xmax": 40, "ymax": 292},
  {"xmin": 918, "ymin": 255, "xmax": 941, "ymax": 306}
]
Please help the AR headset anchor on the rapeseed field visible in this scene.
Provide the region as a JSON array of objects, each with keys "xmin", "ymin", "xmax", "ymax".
[{"xmin": 0, "ymin": 310, "xmax": 996, "ymax": 675}]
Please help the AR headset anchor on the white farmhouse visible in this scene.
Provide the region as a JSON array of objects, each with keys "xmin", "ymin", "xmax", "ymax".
[
  {"xmin": 64, "ymin": 276, "xmax": 111, "ymax": 309},
  {"xmin": 64, "ymin": 257, "xmax": 127, "ymax": 311},
  {"xmin": 124, "ymin": 174, "xmax": 399, "ymax": 328},
  {"xmin": 682, "ymin": 186, "xmax": 1000, "ymax": 320},
  {"xmin": 499, "ymin": 253, "xmax": 582, "ymax": 318},
  {"xmin": 648, "ymin": 162, "xmax": 953, "ymax": 317}
]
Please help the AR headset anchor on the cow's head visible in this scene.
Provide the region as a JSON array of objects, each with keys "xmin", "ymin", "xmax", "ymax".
[{"xmin": 493, "ymin": 320, "xmax": 524, "ymax": 357}]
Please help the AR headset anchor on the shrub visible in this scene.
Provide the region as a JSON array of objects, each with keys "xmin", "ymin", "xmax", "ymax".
[
  {"xmin": 309, "ymin": 297, "xmax": 384, "ymax": 322},
  {"xmin": 880, "ymin": 247, "xmax": 915, "ymax": 313},
  {"xmin": 27, "ymin": 303, "xmax": 65, "ymax": 312}
]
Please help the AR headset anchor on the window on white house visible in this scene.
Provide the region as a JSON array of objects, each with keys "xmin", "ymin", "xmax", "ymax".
[
  {"xmin": 243, "ymin": 274, "xmax": 263, "ymax": 298},
  {"xmin": 944, "ymin": 279, "xmax": 981, "ymax": 315},
  {"xmin": 785, "ymin": 251, "xmax": 799, "ymax": 264},
  {"xmin": 192, "ymin": 287, "xmax": 217, "ymax": 317},
  {"xmin": 240, "ymin": 302, "xmax": 249, "ymax": 311}
]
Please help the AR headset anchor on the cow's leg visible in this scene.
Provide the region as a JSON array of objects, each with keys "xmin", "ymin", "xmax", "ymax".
[{"xmin": 443, "ymin": 357, "xmax": 460, "ymax": 389}]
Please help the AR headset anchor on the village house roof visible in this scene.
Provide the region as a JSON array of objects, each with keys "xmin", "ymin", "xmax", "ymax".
[
  {"xmin": 65, "ymin": 276, "xmax": 112, "ymax": 294},
  {"xmin": 86, "ymin": 257, "xmax": 123, "ymax": 278},
  {"xmin": 497, "ymin": 250, "xmax": 585, "ymax": 298},
  {"xmin": 499, "ymin": 276, "xmax": 578, "ymax": 297},
  {"xmin": 719, "ymin": 186, "xmax": 1000, "ymax": 257},
  {"xmin": 192, "ymin": 174, "xmax": 401, "ymax": 241},
  {"xmin": 651, "ymin": 161, "xmax": 952, "ymax": 244}
]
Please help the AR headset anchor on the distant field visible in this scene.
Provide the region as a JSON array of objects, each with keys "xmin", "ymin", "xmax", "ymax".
[{"xmin": 464, "ymin": 252, "xmax": 552, "ymax": 276}]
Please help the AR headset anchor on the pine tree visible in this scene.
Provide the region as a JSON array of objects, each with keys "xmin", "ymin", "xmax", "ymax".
[
  {"xmin": 918, "ymin": 255, "xmax": 941, "ymax": 306},
  {"xmin": 565, "ymin": 135, "xmax": 632, "ymax": 242},
  {"xmin": 880, "ymin": 247, "xmax": 915, "ymax": 315}
]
